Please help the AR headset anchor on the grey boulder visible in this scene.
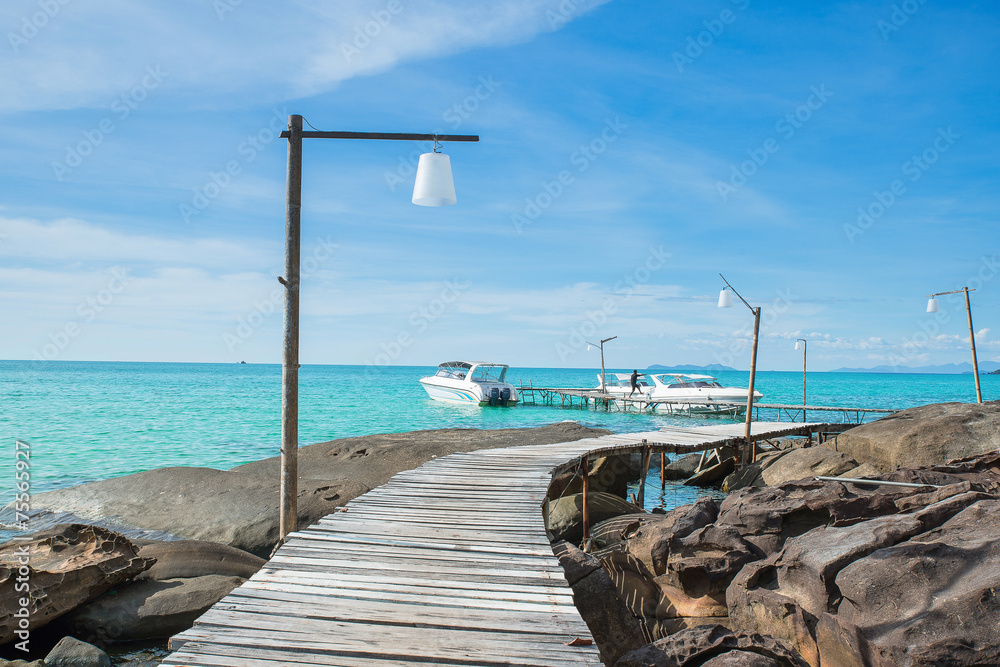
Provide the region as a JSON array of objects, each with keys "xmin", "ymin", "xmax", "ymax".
[
  {"xmin": 43, "ymin": 636, "xmax": 110, "ymax": 667},
  {"xmin": 63, "ymin": 574, "xmax": 245, "ymax": 643}
]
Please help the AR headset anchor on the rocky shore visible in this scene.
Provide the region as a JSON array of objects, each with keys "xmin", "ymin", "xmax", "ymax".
[{"xmin": 546, "ymin": 401, "xmax": 1000, "ymax": 665}]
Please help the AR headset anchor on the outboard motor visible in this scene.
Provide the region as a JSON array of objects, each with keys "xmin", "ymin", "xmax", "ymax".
[
  {"xmin": 489, "ymin": 387, "xmax": 500, "ymax": 406},
  {"xmin": 500, "ymin": 388, "xmax": 511, "ymax": 407}
]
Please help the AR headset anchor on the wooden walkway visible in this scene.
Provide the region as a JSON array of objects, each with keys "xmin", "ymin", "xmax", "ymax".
[
  {"xmin": 517, "ymin": 386, "xmax": 895, "ymax": 424},
  {"xmin": 162, "ymin": 422, "xmax": 832, "ymax": 667}
]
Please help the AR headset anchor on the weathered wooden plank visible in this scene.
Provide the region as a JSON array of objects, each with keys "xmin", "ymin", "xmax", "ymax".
[
  {"xmin": 247, "ymin": 571, "xmax": 577, "ymax": 604},
  {"xmin": 166, "ymin": 634, "xmax": 599, "ymax": 667},
  {"xmin": 188, "ymin": 612, "xmax": 595, "ymax": 656},
  {"xmin": 216, "ymin": 590, "xmax": 590, "ymax": 631},
  {"xmin": 240, "ymin": 579, "xmax": 577, "ymax": 613}
]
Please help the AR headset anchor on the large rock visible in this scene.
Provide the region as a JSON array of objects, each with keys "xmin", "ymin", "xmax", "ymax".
[
  {"xmin": 660, "ymin": 454, "xmax": 703, "ymax": 481},
  {"xmin": 43, "ymin": 636, "xmax": 110, "ymax": 667},
  {"xmin": 28, "ymin": 423, "xmax": 610, "ymax": 558},
  {"xmin": 763, "ymin": 490, "xmax": 983, "ymax": 619},
  {"xmin": 723, "ymin": 447, "xmax": 866, "ymax": 493},
  {"xmin": 829, "ymin": 401, "xmax": 1000, "ymax": 471},
  {"xmin": 62, "ymin": 574, "xmax": 245, "ymax": 643},
  {"xmin": 657, "ymin": 524, "xmax": 763, "ymax": 599},
  {"xmin": 550, "ymin": 455, "xmax": 633, "ymax": 498},
  {"xmin": 835, "ymin": 499, "xmax": 1000, "ymax": 666},
  {"xmin": 624, "ymin": 497, "xmax": 719, "ymax": 575},
  {"xmin": 546, "ymin": 492, "xmax": 643, "ymax": 545},
  {"xmin": 588, "ymin": 513, "xmax": 669, "ymax": 552},
  {"xmin": 0, "ymin": 525, "xmax": 153, "ymax": 644},
  {"xmin": 758, "ymin": 447, "xmax": 860, "ymax": 486},
  {"xmin": 552, "ymin": 541, "xmax": 649, "ymax": 665},
  {"xmin": 715, "ymin": 480, "xmax": 914, "ymax": 557},
  {"xmin": 614, "ymin": 625, "xmax": 808, "ymax": 667},
  {"xmin": 727, "ymin": 489, "xmax": 998, "ymax": 667},
  {"xmin": 135, "ymin": 540, "xmax": 264, "ymax": 581}
]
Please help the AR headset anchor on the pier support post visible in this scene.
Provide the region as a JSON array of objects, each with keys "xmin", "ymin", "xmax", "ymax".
[
  {"xmin": 660, "ymin": 452, "xmax": 666, "ymax": 489},
  {"xmin": 580, "ymin": 455, "xmax": 590, "ymax": 548},
  {"xmin": 637, "ymin": 440, "xmax": 650, "ymax": 509}
]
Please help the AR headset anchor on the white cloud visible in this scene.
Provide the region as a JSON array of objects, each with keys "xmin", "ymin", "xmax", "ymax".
[
  {"xmin": 0, "ymin": 216, "xmax": 277, "ymax": 268},
  {"xmin": 0, "ymin": 0, "xmax": 611, "ymax": 113}
]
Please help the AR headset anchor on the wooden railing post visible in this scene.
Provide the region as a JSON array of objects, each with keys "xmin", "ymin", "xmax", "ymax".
[
  {"xmin": 580, "ymin": 455, "xmax": 590, "ymax": 548},
  {"xmin": 637, "ymin": 440, "xmax": 650, "ymax": 509}
]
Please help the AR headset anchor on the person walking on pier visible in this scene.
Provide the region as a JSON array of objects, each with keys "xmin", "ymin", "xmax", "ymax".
[{"xmin": 629, "ymin": 369, "xmax": 640, "ymax": 397}]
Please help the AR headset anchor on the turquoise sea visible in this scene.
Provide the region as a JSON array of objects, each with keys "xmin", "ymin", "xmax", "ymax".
[{"xmin": 2, "ymin": 360, "xmax": 996, "ymax": 497}]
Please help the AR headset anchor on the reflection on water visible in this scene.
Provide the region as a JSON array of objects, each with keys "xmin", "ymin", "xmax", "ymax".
[{"xmin": 626, "ymin": 454, "xmax": 728, "ymax": 514}]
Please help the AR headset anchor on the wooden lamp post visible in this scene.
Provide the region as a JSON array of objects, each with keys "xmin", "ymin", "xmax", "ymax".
[
  {"xmin": 926, "ymin": 287, "xmax": 982, "ymax": 404},
  {"xmin": 717, "ymin": 274, "xmax": 760, "ymax": 467},
  {"xmin": 277, "ymin": 115, "xmax": 479, "ymax": 543}
]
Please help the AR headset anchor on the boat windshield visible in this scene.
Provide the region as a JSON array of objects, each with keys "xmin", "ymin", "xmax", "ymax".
[
  {"xmin": 655, "ymin": 374, "xmax": 724, "ymax": 389},
  {"xmin": 434, "ymin": 368, "xmax": 467, "ymax": 379},
  {"xmin": 471, "ymin": 365, "xmax": 507, "ymax": 383}
]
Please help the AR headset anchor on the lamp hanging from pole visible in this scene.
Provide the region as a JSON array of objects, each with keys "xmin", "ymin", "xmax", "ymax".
[
  {"xmin": 926, "ymin": 298, "xmax": 939, "ymax": 313},
  {"xmin": 412, "ymin": 140, "xmax": 457, "ymax": 207},
  {"xmin": 718, "ymin": 288, "xmax": 734, "ymax": 309}
]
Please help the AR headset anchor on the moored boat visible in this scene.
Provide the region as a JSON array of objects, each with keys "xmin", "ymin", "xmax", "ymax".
[
  {"xmin": 597, "ymin": 372, "xmax": 761, "ymax": 415},
  {"xmin": 419, "ymin": 361, "xmax": 519, "ymax": 406}
]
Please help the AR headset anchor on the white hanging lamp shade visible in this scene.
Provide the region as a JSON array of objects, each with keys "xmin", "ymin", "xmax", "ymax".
[
  {"xmin": 794, "ymin": 340, "xmax": 802, "ymax": 350},
  {"xmin": 412, "ymin": 152, "xmax": 457, "ymax": 206},
  {"xmin": 718, "ymin": 289, "xmax": 733, "ymax": 308},
  {"xmin": 926, "ymin": 297, "xmax": 939, "ymax": 313}
]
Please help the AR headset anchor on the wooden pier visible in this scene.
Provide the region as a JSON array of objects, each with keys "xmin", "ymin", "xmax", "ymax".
[
  {"xmin": 162, "ymin": 421, "xmax": 841, "ymax": 667},
  {"xmin": 517, "ymin": 386, "xmax": 896, "ymax": 424}
]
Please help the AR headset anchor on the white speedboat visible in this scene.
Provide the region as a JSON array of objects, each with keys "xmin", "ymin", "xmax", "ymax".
[
  {"xmin": 419, "ymin": 361, "xmax": 519, "ymax": 406},
  {"xmin": 597, "ymin": 372, "xmax": 762, "ymax": 415}
]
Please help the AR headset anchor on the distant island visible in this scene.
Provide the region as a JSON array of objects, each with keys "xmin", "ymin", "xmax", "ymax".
[
  {"xmin": 647, "ymin": 364, "xmax": 738, "ymax": 372},
  {"xmin": 832, "ymin": 361, "xmax": 1000, "ymax": 375}
]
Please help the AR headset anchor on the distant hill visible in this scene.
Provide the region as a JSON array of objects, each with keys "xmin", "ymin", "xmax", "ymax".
[
  {"xmin": 647, "ymin": 364, "xmax": 738, "ymax": 372},
  {"xmin": 832, "ymin": 361, "xmax": 1000, "ymax": 374}
]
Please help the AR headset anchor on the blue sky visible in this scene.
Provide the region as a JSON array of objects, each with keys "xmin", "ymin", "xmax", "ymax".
[{"xmin": 1, "ymin": 0, "xmax": 997, "ymax": 372}]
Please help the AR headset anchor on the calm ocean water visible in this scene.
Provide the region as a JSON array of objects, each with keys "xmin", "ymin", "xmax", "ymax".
[{"xmin": 2, "ymin": 360, "xmax": 995, "ymax": 496}]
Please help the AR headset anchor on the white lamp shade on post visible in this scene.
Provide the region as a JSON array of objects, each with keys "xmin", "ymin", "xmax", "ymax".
[
  {"xmin": 718, "ymin": 289, "xmax": 733, "ymax": 309},
  {"xmin": 794, "ymin": 340, "xmax": 802, "ymax": 350},
  {"xmin": 412, "ymin": 152, "xmax": 457, "ymax": 206},
  {"xmin": 926, "ymin": 297, "xmax": 940, "ymax": 313}
]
